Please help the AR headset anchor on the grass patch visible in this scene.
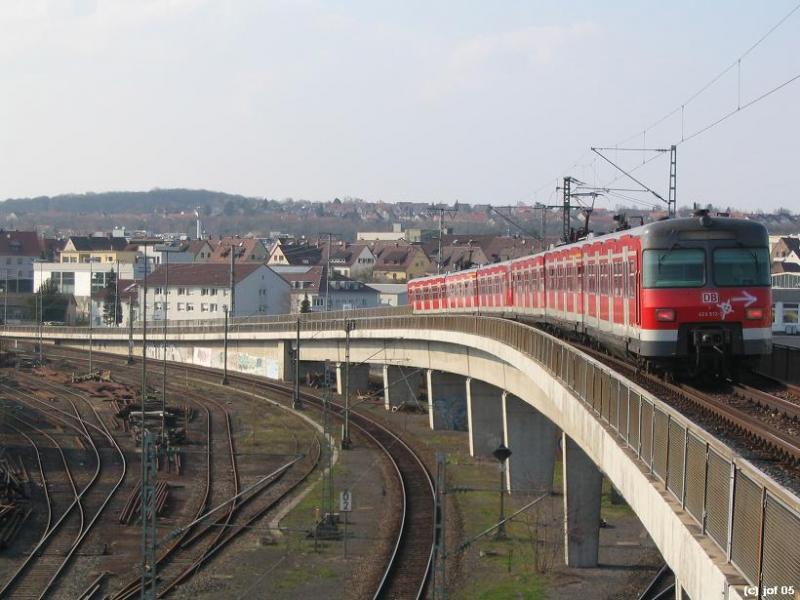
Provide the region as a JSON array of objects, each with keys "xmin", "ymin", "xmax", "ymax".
[
  {"xmin": 281, "ymin": 452, "xmax": 348, "ymax": 532},
  {"xmin": 601, "ymin": 476, "xmax": 631, "ymax": 519},
  {"xmin": 471, "ymin": 572, "xmax": 546, "ymax": 600}
]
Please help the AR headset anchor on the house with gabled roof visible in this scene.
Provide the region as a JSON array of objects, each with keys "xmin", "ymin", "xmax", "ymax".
[
  {"xmin": 141, "ymin": 263, "xmax": 289, "ymax": 321},
  {"xmin": 208, "ymin": 236, "xmax": 268, "ymax": 263},
  {"xmin": 0, "ymin": 230, "xmax": 44, "ymax": 293},
  {"xmin": 371, "ymin": 243, "xmax": 432, "ymax": 282}
]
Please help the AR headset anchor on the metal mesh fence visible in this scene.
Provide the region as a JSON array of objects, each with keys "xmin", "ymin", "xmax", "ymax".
[
  {"xmin": 640, "ymin": 401, "xmax": 654, "ymax": 468},
  {"xmin": 667, "ymin": 420, "xmax": 685, "ymax": 501},
  {"xmin": 731, "ymin": 470, "xmax": 762, "ymax": 585},
  {"xmin": 684, "ymin": 433, "xmax": 707, "ymax": 524},
  {"xmin": 762, "ymin": 495, "xmax": 800, "ymax": 599},
  {"xmin": 705, "ymin": 449, "xmax": 731, "ymax": 553},
  {"xmin": 652, "ymin": 409, "xmax": 669, "ymax": 481}
]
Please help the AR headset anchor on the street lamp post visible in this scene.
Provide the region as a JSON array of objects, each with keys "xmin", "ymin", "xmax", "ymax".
[
  {"xmin": 37, "ymin": 261, "xmax": 43, "ymax": 363},
  {"xmin": 292, "ymin": 317, "xmax": 302, "ymax": 409},
  {"xmin": 492, "ymin": 443, "xmax": 512, "ymax": 541},
  {"xmin": 88, "ymin": 260, "xmax": 93, "ymax": 375},
  {"xmin": 341, "ymin": 320, "xmax": 354, "ymax": 449},
  {"xmin": 222, "ymin": 304, "xmax": 229, "ymax": 385},
  {"xmin": 159, "ymin": 245, "xmax": 176, "ymax": 446}
]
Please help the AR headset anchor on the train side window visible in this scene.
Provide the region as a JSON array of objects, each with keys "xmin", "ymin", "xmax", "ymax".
[{"xmin": 628, "ymin": 259, "xmax": 636, "ymax": 298}]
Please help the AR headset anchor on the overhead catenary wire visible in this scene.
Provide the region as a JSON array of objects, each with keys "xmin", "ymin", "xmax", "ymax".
[
  {"xmin": 524, "ymin": 1, "xmax": 800, "ymax": 207},
  {"xmin": 615, "ymin": 0, "xmax": 800, "ymax": 147},
  {"xmin": 678, "ymin": 70, "xmax": 800, "ymax": 145}
]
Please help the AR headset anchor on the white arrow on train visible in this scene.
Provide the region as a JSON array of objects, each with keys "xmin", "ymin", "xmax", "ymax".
[{"xmin": 731, "ymin": 290, "xmax": 757, "ymax": 307}]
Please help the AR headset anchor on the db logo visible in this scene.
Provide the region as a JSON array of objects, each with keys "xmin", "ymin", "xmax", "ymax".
[{"xmin": 702, "ymin": 292, "xmax": 719, "ymax": 304}]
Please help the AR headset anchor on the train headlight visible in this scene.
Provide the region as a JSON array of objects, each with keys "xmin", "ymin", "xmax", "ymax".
[
  {"xmin": 745, "ymin": 307, "xmax": 764, "ymax": 320},
  {"xmin": 655, "ymin": 308, "xmax": 676, "ymax": 322}
]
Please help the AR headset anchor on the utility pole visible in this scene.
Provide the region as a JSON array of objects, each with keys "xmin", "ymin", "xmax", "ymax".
[
  {"xmin": 222, "ymin": 305, "xmax": 229, "ymax": 385},
  {"xmin": 141, "ymin": 244, "xmax": 148, "ymax": 418},
  {"xmin": 228, "ymin": 243, "xmax": 236, "ymax": 318},
  {"xmin": 140, "ymin": 429, "xmax": 158, "ymax": 599},
  {"xmin": 433, "ymin": 452, "xmax": 447, "ymax": 600},
  {"xmin": 540, "ymin": 205, "xmax": 547, "ymax": 250},
  {"xmin": 668, "ymin": 144, "xmax": 677, "ymax": 218},
  {"xmin": 114, "ymin": 259, "xmax": 119, "ymax": 327},
  {"xmin": 562, "ymin": 176, "xmax": 572, "ymax": 244},
  {"xmin": 315, "ymin": 361, "xmax": 338, "ymax": 539},
  {"xmin": 318, "ymin": 232, "xmax": 335, "ymax": 312},
  {"xmin": 427, "ymin": 205, "xmax": 458, "ymax": 275},
  {"xmin": 160, "ymin": 246, "xmax": 173, "ymax": 445},
  {"xmin": 89, "ymin": 260, "xmax": 93, "ymax": 375},
  {"xmin": 37, "ymin": 262, "xmax": 43, "ymax": 364},
  {"xmin": 140, "ymin": 243, "xmax": 156, "ymax": 600},
  {"xmin": 341, "ymin": 321, "xmax": 354, "ymax": 449},
  {"xmin": 292, "ymin": 318, "xmax": 302, "ymax": 409},
  {"xmin": 127, "ymin": 300, "xmax": 134, "ymax": 365}
]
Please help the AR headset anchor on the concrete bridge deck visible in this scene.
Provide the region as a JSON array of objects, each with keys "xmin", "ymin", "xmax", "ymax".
[{"xmin": 3, "ymin": 309, "xmax": 799, "ymax": 600}]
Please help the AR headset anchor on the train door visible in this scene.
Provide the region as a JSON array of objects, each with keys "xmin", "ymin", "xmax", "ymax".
[
  {"xmin": 622, "ymin": 246, "xmax": 630, "ymax": 337},
  {"xmin": 629, "ymin": 243, "xmax": 640, "ymax": 329},
  {"xmin": 469, "ymin": 273, "xmax": 477, "ymax": 309},
  {"xmin": 594, "ymin": 250, "xmax": 601, "ymax": 327}
]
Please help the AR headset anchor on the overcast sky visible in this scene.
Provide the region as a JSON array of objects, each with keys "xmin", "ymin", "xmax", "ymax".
[{"xmin": 1, "ymin": 0, "xmax": 798, "ymax": 211}]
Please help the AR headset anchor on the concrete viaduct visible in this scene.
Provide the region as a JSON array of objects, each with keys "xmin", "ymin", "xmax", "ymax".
[{"xmin": 3, "ymin": 309, "xmax": 798, "ymax": 600}]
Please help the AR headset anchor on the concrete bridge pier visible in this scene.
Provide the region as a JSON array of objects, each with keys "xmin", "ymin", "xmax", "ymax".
[
  {"xmin": 501, "ymin": 392, "xmax": 559, "ymax": 494},
  {"xmin": 335, "ymin": 363, "xmax": 370, "ymax": 396},
  {"xmin": 426, "ymin": 370, "xmax": 467, "ymax": 431},
  {"xmin": 382, "ymin": 365, "xmax": 423, "ymax": 410},
  {"xmin": 465, "ymin": 378, "xmax": 504, "ymax": 458},
  {"xmin": 562, "ymin": 432, "xmax": 602, "ymax": 568}
]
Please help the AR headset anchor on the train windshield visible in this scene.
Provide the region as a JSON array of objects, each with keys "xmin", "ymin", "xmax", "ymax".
[
  {"xmin": 642, "ymin": 248, "xmax": 705, "ymax": 288},
  {"xmin": 713, "ymin": 248, "xmax": 770, "ymax": 286}
]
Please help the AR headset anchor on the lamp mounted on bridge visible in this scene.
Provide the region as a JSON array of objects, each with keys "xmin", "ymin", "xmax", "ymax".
[{"xmin": 493, "ymin": 442, "xmax": 512, "ymax": 541}]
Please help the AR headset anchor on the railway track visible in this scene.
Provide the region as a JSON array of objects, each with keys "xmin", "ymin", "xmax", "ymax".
[
  {"xmin": 0, "ymin": 374, "xmax": 127, "ymax": 599},
  {"xmin": 35, "ymin": 352, "xmax": 320, "ymax": 599},
  {"xmin": 41, "ymin": 348, "xmax": 436, "ymax": 600},
  {"xmin": 574, "ymin": 344, "xmax": 800, "ymax": 466},
  {"xmin": 152, "ymin": 364, "xmax": 435, "ymax": 600}
]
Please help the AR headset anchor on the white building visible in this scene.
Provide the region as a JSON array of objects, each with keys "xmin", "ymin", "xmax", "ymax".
[
  {"xmin": 368, "ymin": 283, "xmax": 408, "ymax": 307},
  {"xmin": 773, "ymin": 288, "xmax": 800, "ymax": 334},
  {"xmin": 141, "ymin": 263, "xmax": 289, "ymax": 321},
  {"xmin": 356, "ymin": 223, "xmax": 406, "ymax": 241},
  {"xmin": 272, "ymin": 265, "xmax": 380, "ymax": 313}
]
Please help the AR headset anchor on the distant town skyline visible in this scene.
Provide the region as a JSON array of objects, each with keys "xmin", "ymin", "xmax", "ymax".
[{"xmin": 0, "ymin": 1, "xmax": 798, "ymax": 211}]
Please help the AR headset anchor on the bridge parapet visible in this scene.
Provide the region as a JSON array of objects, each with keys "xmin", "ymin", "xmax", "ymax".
[{"xmin": 3, "ymin": 310, "xmax": 799, "ymax": 598}]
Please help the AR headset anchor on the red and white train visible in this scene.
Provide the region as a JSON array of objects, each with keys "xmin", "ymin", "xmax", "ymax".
[{"xmin": 408, "ymin": 214, "xmax": 772, "ymax": 375}]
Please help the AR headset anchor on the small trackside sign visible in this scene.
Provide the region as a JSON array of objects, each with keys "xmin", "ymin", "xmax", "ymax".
[{"xmin": 340, "ymin": 489, "xmax": 352, "ymax": 512}]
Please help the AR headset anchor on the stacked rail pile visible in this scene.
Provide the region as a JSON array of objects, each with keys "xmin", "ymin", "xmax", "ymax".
[
  {"xmin": 118, "ymin": 480, "xmax": 170, "ymax": 525},
  {"xmin": 115, "ymin": 399, "xmax": 188, "ymax": 446},
  {"xmin": 0, "ymin": 455, "xmax": 31, "ymax": 548}
]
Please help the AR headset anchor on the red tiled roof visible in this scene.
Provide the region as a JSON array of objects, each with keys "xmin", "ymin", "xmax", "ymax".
[
  {"xmin": 0, "ymin": 231, "xmax": 43, "ymax": 256},
  {"xmin": 208, "ymin": 237, "xmax": 266, "ymax": 263},
  {"xmin": 145, "ymin": 263, "xmax": 264, "ymax": 287}
]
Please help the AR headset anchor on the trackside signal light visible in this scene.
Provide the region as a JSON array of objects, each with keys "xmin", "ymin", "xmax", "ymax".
[
  {"xmin": 745, "ymin": 308, "xmax": 764, "ymax": 320},
  {"xmin": 655, "ymin": 308, "xmax": 676, "ymax": 322}
]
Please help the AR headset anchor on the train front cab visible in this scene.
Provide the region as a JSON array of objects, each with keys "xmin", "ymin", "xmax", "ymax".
[{"xmin": 637, "ymin": 216, "xmax": 772, "ymax": 374}]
